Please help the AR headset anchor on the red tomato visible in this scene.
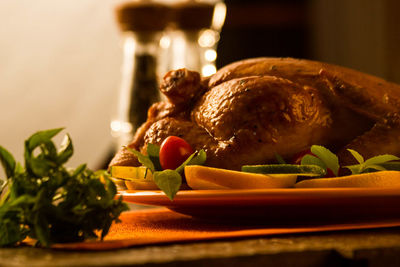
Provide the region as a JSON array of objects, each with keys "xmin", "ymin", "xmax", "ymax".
[
  {"xmin": 159, "ymin": 136, "xmax": 194, "ymax": 170},
  {"xmin": 325, "ymin": 168, "xmax": 336, "ymax": 177},
  {"xmin": 291, "ymin": 149, "xmax": 314, "ymax": 165}
]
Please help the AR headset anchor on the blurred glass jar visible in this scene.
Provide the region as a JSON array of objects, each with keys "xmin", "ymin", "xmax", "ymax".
[
  {"xmin": 110, "ymin": 0, "xmax": 226, "ymax": 151},
  {"xmin": 164, "ymin": 0, "xmax": 226, "ymax": 76},
  {"xmin": 111, "ymin": 1, "xmax": 172, "ymax": 149}
]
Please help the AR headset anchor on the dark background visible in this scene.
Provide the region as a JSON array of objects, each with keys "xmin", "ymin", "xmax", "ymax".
[
  {"xmin": 215, "ymin": 0, "xmax": 400, "ymax": 85},
  {"xmin": 216, "ymin": 0, "xmax": 309, "ymax": 68}
]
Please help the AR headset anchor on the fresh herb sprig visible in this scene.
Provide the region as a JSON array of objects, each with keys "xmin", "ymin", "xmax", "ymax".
[
  {"xmin": 126, "ymin": 145, "xmax": 206, "ymax": 200},
  {"xmin": 299, "ymin": 145, "xmax": 400, "ymax": 176},
  {"xmin": 301, "ymin": 145, "xmax": 340, "ymax": 176},
  {"xmin": 345, "ymin": 149, "xmax": 400, "ymax": 174},
  {"xmin": 0, "ymin": 128, "xmax": 128, "ymax": 247}
]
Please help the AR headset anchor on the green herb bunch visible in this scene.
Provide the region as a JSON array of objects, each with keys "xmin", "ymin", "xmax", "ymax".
[{"xmin": 0, "ymin": 128, "xmax": 128, "ymax": 247}]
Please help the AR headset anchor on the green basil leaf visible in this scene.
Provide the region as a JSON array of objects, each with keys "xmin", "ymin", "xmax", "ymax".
[
  {"xmin": 72, "ymin": 164, "xmax": 87, "ymax": 177},
  {"xmin": 25, "ymin": 128, "xmax": 64, "ymax": 152},
  {"xmin": 347, "ymin": 149, "xmax": 364, "ymax": 164},
  {"xmin": 0, "ymin": 218, "xmax": 24, "ymax": 246},
  {"xmin": 175, "ymin": 149, "xmax": 207, "ymax": 174},
  {"xmin": 0, "ymin": 146, "xmax": 16, "ymax": 179},
  {"xmin": 0, "ymin": 180, "xmax": 5, "ymax": 195},
  {"xmin": 24, "ymin": 129, "xmax": 62, "ymax": 176},
  {"xmin": 362, "ymin": 164, "xmax": 387, "ymax": 173},
  {"xmin": 301, "ymin": 154, "xmax": 326, "ymax": 169},
  {"xmin": 33, "ymin": 211, "xmax": 50, "ymax": 247},
  {"xmin": 126, "ymin": 147, "xmax": 155, "ymax": 173},
  {"xmin": 98, "ymin": 170, "xmax": 117, "ymax": 196},
  {"xmin": 57, "ymin": 134, "xmax": 73, "ymax": 165},
  {"xmin": 29, "ymin": 158, "xmax": 56, "ymax": 177},
  {"xmin": 275, "ymin": 153, "xmax": 286, "ymax": 164},
  {"xmin": 0, "ymin": 196, "xmax": 34, "ymax": 246},
  {"xmin": 346, "ymin": 154, "xmax": 400, "ymax": 175},
  {"xmin": 344, "ymin": 164, "xmax": 363, "ymax": 175},
  {"xmin": 14, "ymin": 163, "xmax": 24, "ymax": 176},
  {"xmin": 147, "ymin": 144, "xmax": 162, "ymax": 171},
  {"xmin": 310, "ymin": 145, "xmax": 339, "ymax": 176},
  {"xmin": 153, "ymin": 170, "xmax": 182, "ymax": 201},
  {"xmin": 187, "ymin": 150, "xmax": 207, "ymax": 166},
  {"xmin": 379, "ymin": 162, "xmax": 400, "ymax": 171},
  {"xmin": 364, "ymin": 154, "xmax": 400, "ymax": 166},
  {"xmin": 6, "ymin": 195, "xmax": 36, "ymax": 208},
  {"xmin": 42, "ymin": 140, "xmax": 58, "ymax": 161}
]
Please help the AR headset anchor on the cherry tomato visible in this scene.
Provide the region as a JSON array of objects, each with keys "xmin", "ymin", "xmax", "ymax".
[
  {"xmin": 325, "ymin": 168, "xmax": 336, "ymax": 177},
  {"xmin": 291, "ymin": 149, "xmax": 314, "ymax": 165},
  {"xmin": 159, "ymin": 136, "xmax": 194, "ymax": 170}
]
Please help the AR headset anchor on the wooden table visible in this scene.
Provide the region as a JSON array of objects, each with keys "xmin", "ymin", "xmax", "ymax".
[{"xmin": 2, "ymin": 227, "xmax": 400, "ymax": 267}]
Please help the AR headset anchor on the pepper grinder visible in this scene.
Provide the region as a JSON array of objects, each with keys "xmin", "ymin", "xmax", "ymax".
[{"xmin": 111, "ymin": 1, "xmax": 172, "ymax": 150}]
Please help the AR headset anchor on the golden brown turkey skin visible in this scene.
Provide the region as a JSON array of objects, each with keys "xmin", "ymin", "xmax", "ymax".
[
  {"xmin": 110, "ymin": 57, "xmax": 400, "ymax": 170},
  {"xmin": 190, "ymin": 76, "xmax": 333, "ymax": 169},
  {"xmin": 210, "ymin": 57, "xmax": 400, "ymax": 121}
]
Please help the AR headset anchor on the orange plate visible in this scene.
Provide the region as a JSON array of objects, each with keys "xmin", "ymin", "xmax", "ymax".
[{"xmin": 119, "ymin": 188, "xmax": 400, "ymax": 223}]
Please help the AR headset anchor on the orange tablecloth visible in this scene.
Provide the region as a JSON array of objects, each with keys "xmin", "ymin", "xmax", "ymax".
[{"xmin": 49, "ymin": 207, "xmax": 400, "ymax": 250}]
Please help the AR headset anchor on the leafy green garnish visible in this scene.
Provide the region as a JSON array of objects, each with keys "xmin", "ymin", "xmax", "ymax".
[
  {"xmin": 298, "ymin": 146, "xmax": 400, "ymax": 176},
  {"xmin": 0, "ymin": 129, "xmax": 128, "ymax": 247},
  {"xmin": 376, "ymin": 162, "xmax": 400, "ymax": 171},
  {"xmin": 147, "ymin": 144, "xmax": 162, "ymax": 171},
  {"xmin": 153, "ymin": 170, "xmax": 182, "ymax": 201},
  {"xmin": 274, "ymin": 153, "xmax": 286, "ymax": 164},
  {"xmin": 0, "ymin": 146, "xmax": 16, "ymax": 178},
  {"xmin": 301, "ymin": 154, "xmax": 326, "ymax": 170},
  {"xmin": 175, "ymin": 149, "xmax": 207, "ymax": 174},
  {"xmin": 127, "ymin": 148, "xmax": 156, "ymax": 173},
  {"xmin": 126, "ymin": 144, "xmax": 163, "ymax": 173},
  {"xmin": 306, "ymin": 145, "xmax": 340, "ymax": 176},
  {"xmin": 344, "ymin": 149, "xmax": 400, "ymax": 174},
  {"xmin": 347, "ymin": 149, "xmax": 364, "ymax": 164},
  {"xmin": 126, "ymin": 148, "xmax": 206, "ymax": 200}
]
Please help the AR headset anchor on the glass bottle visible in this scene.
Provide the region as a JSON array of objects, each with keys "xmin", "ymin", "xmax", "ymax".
[
  {"xmin": 167, "ymin": 0, "xmax": 226, "ymax": 75},
  {"xmin": 111, "ymin": 2, "xmax": 172, "ymax": 149}
]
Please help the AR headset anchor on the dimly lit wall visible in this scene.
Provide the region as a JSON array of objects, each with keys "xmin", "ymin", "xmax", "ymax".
[{"xmin": 0, "ymin": 0, "xmax": 122, "ymax": 169}]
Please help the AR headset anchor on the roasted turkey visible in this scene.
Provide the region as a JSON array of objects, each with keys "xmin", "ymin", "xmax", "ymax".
[{"xmin": 110, "ymin": 58, "xmax": 400, "ymax": 170}]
